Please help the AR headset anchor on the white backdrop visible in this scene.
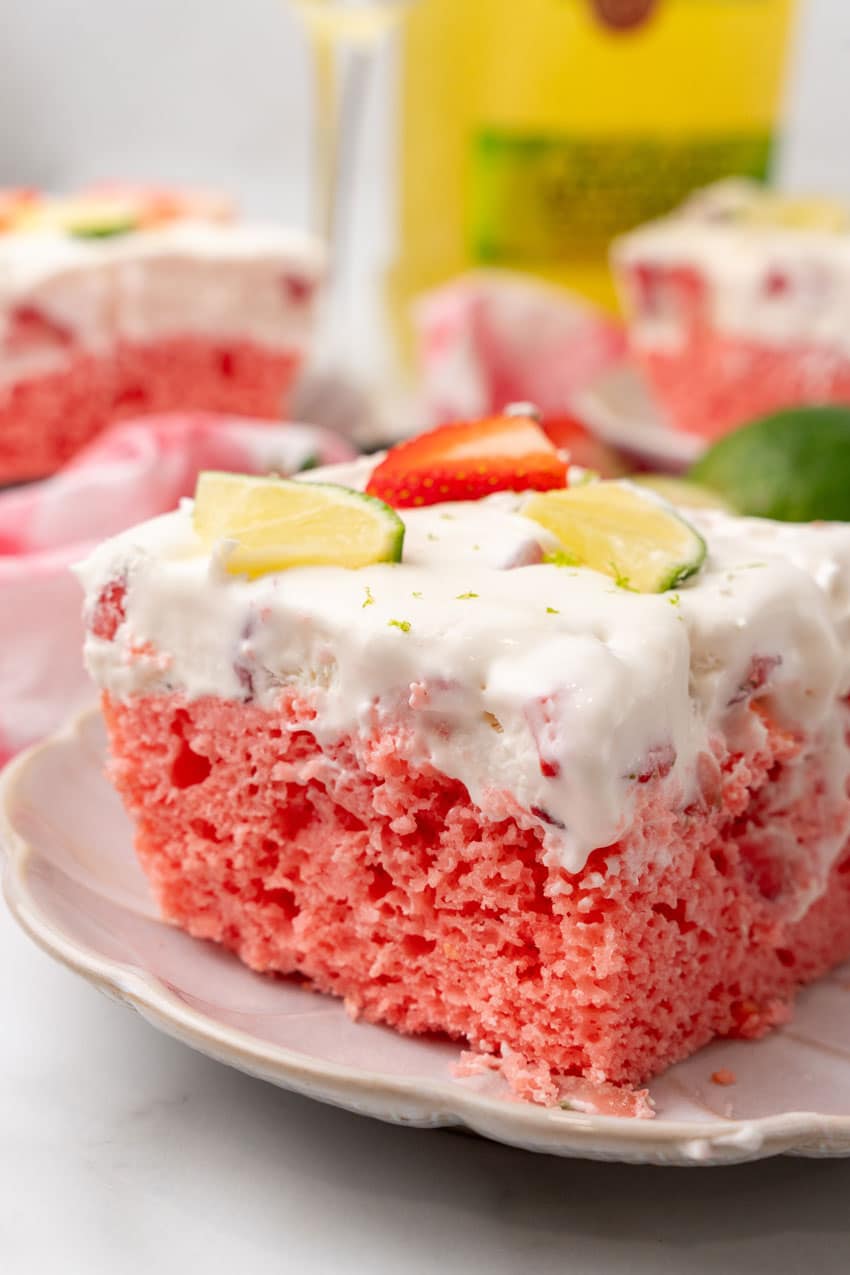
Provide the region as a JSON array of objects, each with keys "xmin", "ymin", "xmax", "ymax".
[
  {"xmin": 0, "ymin": 0, "xmax": 848, "ymax": 249},
  {"xmin": 0, "ymin": 0, "xmax": 351, "ymax": 226}
]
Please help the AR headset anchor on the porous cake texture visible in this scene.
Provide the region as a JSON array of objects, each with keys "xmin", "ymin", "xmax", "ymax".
[{"xmin": 78, "ymin": 462, "xmax": 850, "ymax": 1099}]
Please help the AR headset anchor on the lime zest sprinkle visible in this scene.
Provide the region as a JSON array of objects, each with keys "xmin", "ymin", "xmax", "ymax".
[
  {"xmin": 543, "ymin": 548, "xmax": 579, "ymax": 567},
  {"xmin": 472, "ymin": 543, "xmax": 481, "ymax": 551},
  {"xmin": 388, "ymin": 618, "xmax": 411, "ymax": 633},
  {"xmin": 667, "ymin": 593, "xmax": 680, "ymax": 607},
  {"xmin": 426, "ymin": 532, "xmax": 438, "ymax": 542},
  {"xmin": 362, "ymin": 586, "xmax": 375, "ymax": 608},
  {"xmin": 610, "ymin": 562, "xmax": 636, "ymax": 591},
  {"xmin": 456, "ymin": 591, "xmax": 479, "ymax": 600},
  {"xmin": 546, "ymin": 606, "xmax": 560, "ymax": 614},
  {"xmin": 412, "ymin": 591, "xmax": 423, "ymax": 599}
]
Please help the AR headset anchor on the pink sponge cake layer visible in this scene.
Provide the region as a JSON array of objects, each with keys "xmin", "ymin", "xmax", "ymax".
[
  {"xmin": 100, "ymin": 690, "xmax": 850, "ymax": 1090},
  {"xmin": 622, "ymin": 286, "xmax": 850, "ymax": 442},
  {"xmin": 0, "ymin": 188, "xmax": 321, "ymax": 482},
  {"xmin": 614, "ymin": 180, "xmax": 850, "ymax": 439},
  {"xmin": 78, "ymin": 461, "xmax": 850, "ymax": 1098},
  {"xmin": 0, "ymin": 338, "xmax": 299, "ymax": 483}
]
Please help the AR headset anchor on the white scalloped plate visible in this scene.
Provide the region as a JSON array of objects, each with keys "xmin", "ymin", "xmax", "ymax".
[{"xmin": 4, "ymin": 707, "xmax": 850, "ymax": 1165}]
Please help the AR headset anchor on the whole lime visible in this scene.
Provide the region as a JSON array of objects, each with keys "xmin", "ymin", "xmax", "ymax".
[{"xmin": 690, "ymin": 406, "xmax": 850, "ymax": 522}]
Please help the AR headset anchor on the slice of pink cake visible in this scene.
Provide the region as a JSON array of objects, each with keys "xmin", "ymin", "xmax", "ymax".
[
  {"xmin": 0, "ymin": 187, "xmax": 322, "ymax": 483},
  {"xmin": 613, "ymin": 180, "xmax": 850, "ymax": 440},
  {"xmin": 76, "ymin": 424, "xmax": 850, "ymax": 1101}
]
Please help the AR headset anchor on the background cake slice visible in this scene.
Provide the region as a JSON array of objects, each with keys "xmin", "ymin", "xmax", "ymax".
[
  {"xmin": 614, "ymin": 179, "xmax": 850, "ymax": 440},
  {"xmin": 76, "ymin": 423, "xmax": 850, "ymax": 1101},
  {"xmin": 0, "ymin": 186, "xmax": 322, "ymax": 483}
]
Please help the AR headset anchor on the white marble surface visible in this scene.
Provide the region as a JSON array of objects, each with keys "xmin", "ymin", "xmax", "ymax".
[{"xmin": 3, "ymin": 903, "xmax": 850, "ymax": 1273}]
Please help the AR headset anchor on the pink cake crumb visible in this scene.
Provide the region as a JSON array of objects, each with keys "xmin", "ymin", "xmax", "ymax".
[
  {"xmin": 454, "ymin": 1048, "xmax": 654, "ymax": 1117},
  {"xmin": 99, "ymin": 683, "xmax": 850, "ymax": 1106},
  {"xmin": 711, "ymin": 1068, "xmax": 737, "ymax": 1086}
]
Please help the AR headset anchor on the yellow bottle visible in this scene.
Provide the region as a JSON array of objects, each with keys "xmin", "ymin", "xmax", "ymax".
[{"xmin": 389, "ymin": 0, "xmax": 798, "ymax": 324}]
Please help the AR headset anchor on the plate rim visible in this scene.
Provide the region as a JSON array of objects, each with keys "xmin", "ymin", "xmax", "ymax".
[
  {"xmin": 3, "ymin": 706, "xmax": 850, "ymax": 1165},
  {"xmin": 575, "ymin": 360, "xmax": 707, "ymax": 470}
]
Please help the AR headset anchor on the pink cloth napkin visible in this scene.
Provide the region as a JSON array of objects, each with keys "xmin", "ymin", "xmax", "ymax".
[
  {"xmin": 0, "ymin": 412, "xmax": 354, "ymax": 764},
  {"xmin": 414, "ymin": 271, "xmax": 627, "ymax": 424}
]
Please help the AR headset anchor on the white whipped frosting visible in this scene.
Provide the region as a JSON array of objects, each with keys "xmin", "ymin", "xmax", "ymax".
[
  {"xmin": 614, "ymin": 179, "xmax": 850, "ymax": 354},
  {"xmin": 77, "ymin": 463, "xmax": 850, "ymax": 894},
  {"xmin": 0, "ymin": 221, "xmax": 323, "ymax": 386}
]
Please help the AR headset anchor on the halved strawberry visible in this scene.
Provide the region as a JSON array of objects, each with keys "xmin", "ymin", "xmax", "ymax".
[
  {"xmin": 81, "ymin": 183, "xmax": 233, "ymax": 228},
  {"xmin": 542, "ymin": 414, "xmax": 629, "ymax": 478},
  {"xmin": 366, "ymin": 414, "xmax": 568, "ymax": 508}
]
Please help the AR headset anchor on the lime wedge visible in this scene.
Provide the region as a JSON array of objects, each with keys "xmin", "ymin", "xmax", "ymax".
[
  {"xmin": 20, "ymin": 197, "xmax": 140, "ymax": 239},
  {"xmin": 193, "ymin": 471, "xmax": 405, "ymax": 578},
  {"xmin": 523, "ymin": 481, "xmax": 706, "ymax": 593},
  {"xmin": 67, "ymin": 212, "xmax": 138, "ymax": 239},
  {"xmin": 739, "ymin": 194, "xmax": 849, "ymax": 233},
  {"xmin": 629, "ymin": 474, "xmax": 735, "ymax": 513}
]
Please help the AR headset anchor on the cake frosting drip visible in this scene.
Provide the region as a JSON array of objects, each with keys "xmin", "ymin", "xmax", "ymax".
[{"xmin": 77, "ymin": 462, "xmax": 850, "ymax": 886}]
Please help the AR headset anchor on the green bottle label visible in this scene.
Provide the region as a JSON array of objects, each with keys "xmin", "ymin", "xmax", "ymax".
[{"xmin": 469, "ymin": 131, "xmax": 773, "ymax": 265}]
